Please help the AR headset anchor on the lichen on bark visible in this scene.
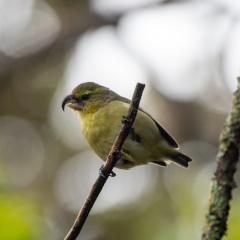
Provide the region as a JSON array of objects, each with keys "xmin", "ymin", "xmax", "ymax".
[{"xmin": 202, "ymin": 77, "xmax": 240, "ymax": 240}]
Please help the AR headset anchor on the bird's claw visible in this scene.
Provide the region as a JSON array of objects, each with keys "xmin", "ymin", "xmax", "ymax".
[
  {"xmin": 109, "ymin": 171, "xmax": 116, "ymax": 177},
  {"xmin": 99, "ymin": 165, "xmax": 116, "ymax": 178},
  {"xmin": 121, "ymin": 115, "xmax": 130, "ymax": 124}
]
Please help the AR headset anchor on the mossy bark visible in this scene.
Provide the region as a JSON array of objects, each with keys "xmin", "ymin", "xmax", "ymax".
[{"xmin": 202, "ymin": 78, "xmax": 240, "ymax": 240}]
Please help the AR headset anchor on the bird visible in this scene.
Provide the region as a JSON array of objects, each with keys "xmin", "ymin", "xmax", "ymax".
[{"xmin": 62, "ymin": 82, "xmax": 192, "ymax": 175}]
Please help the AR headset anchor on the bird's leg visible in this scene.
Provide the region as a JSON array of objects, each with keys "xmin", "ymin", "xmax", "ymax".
[{"xmin": 99, "ymin": 165, "xmax": 116, "ymax": 178}]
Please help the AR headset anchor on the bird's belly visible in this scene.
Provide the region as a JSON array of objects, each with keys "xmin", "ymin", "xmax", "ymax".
[
  {"xmin": 80, "ymin": 103, "xmax": 157, "ymax": 168},
  {"xmin": 83, "ymin": 125, "xmax": 152, "ymax": 167},
  {"xmin": 82, "ymin": 112, "xmax": 122, "ymax": 160}
]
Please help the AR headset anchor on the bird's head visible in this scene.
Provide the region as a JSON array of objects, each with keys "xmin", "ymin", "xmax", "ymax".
[{"xmin": 62, "ymin": 82, "xmax": 116, "ymax": 114}]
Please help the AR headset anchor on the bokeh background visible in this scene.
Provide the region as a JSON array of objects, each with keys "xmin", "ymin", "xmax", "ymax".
[{"xmin": 0, "ymin": 0, "xmax": 240, "ymax": 239}]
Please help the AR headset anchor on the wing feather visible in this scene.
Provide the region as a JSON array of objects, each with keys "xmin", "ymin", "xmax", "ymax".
[
  {"xmin": 118, "ymin": 96, "xmax": 179, "ymax": 148},
  {"xmin": 143, "ymin": 111, "xmax": 179, "ymax": 148}
]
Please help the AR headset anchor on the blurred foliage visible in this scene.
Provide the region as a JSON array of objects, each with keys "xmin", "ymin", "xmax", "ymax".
[
  {"xmin": 225, "ymin": 196, "xmax": 240, "ymax": 240},
  {"xmin": 0, "ymin": 193, "xmax": 41, "ymax": 240}
]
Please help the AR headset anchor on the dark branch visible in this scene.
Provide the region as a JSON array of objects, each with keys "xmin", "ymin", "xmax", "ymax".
[
  {"xmin": 64, "ymin": 83, "xmax": 145, "ymax": 240},
  {"xmin": 202, "ymin": 77, "xmax": 240, "ymax": 240}
]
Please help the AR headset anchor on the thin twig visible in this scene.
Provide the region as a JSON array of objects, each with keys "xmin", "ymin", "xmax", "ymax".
[
  {"xmin": 64, "ymin": 83, "xmax": 145, "ymax": 240},
  {"xmin": 202, "ymin": 77, "xmax": 240, "ymax": 240}
]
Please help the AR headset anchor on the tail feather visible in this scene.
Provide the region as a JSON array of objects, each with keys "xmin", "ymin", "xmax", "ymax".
[
  {"xmin": 151, "ymin": 145, "xmax": 192, "ymax": 168},
  {"xmin": 170, "ymin": 152, "xmax": 192, "ymax": 168},
  {"xmin": 151, "ymin": 160, "xmax": 167, "ymax": 167}
]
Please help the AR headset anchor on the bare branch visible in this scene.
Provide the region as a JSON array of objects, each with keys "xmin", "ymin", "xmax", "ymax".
[
  {"xmin": 202, "ymin": 77, "xmax": 240, "ymax": 240},
  {"xmin": 64, "ymin": 83, "xmax": 145, "ymax": 240}
]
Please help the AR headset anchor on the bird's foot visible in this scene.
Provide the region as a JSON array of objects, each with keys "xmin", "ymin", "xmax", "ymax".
[
  {"xmin": 121, "ymin": 115, "xmax": 130, "ymax": 124},
  {"xmin": 99, "ymin": 165, "xmax": 116, "ymax": 178}
]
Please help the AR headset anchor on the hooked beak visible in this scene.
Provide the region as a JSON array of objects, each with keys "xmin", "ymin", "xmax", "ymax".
[{"xmin": 62, "ymin": 94, "xmax": 83, "ymax": 111}]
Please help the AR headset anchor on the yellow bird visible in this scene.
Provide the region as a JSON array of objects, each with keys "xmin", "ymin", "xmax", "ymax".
[{"xmin": 62, "ymin": 82, "xmax": 192, "ymax": 173}]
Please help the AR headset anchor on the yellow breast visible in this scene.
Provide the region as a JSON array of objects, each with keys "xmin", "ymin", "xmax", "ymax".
[{"xmin": 78, "ymin": 102, "xmax": 123, "ymax": 159}]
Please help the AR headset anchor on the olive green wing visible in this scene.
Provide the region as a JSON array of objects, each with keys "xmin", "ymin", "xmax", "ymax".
[
  {"xmin": 118, "ymin": 95, "xmax": 179, "ymax": 148},
  {"xmin": 142, "ymin": 111, "xmax": 178, "ymax": 148}
]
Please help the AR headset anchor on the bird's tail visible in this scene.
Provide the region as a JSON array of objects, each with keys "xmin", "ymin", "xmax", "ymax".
[
  {"xmin": 169, "ymin": 152, "xmax": 192, "ymax": 168},
  {"xmin": 152, "ymin": 148, "xmax": 192, "ymax": 168}
]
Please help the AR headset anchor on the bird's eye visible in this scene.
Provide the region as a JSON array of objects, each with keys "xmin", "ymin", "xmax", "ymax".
[{"xmin": 81, "ymin": 94, "xmax": 90, "ymax": 101}]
